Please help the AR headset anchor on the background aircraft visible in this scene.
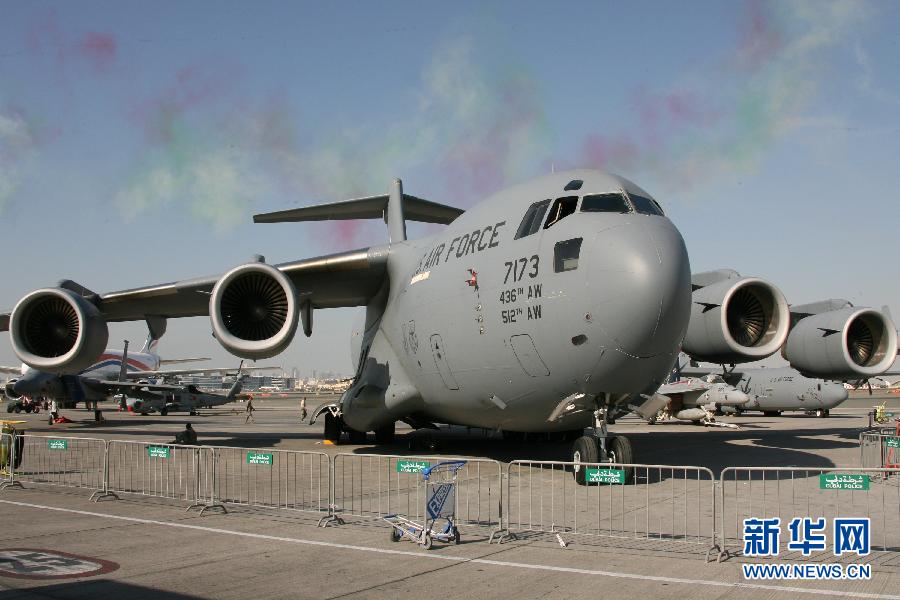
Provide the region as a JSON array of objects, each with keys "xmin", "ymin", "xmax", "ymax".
[
  {"xmin": 2, "ymin": 169, "xmax": 897, "ymax": 485},
  {"xmin": 124, "ymin": 372, "xmax": 249, "ymax": 416},
  {"xmin": 632, "ymin": 375, "xmax": 749, "ymax": 427},
  {"xmin": 2, "ymin": 332, "xmax": 272, "ymax": 418}
]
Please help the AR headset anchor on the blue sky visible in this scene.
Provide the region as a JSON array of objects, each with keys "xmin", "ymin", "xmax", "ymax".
[{"xmin": 1, "ymin": 0, "xmax": 899, "ymax": 376}]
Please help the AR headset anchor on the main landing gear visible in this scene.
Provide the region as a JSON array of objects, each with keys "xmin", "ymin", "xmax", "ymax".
[
  {"xmin": 321, "ymin": 410, "xmax": 396, "ymax": 446},
  {"xmin": 571, "ymin": 403, "xmax": 634, "ymax": 486}
]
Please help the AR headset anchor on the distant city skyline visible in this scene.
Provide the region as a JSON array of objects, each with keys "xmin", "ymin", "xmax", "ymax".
[{"xmin": 2, "ymin": 1, "xmax": 899, "ymax": 374}]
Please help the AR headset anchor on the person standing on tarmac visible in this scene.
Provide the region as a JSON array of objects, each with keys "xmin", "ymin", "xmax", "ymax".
[
  {"xmin": 48, "ymin": 399, "xmax": 59, "ymax": 425},
  {"xmin": 299, "ymin": 397, "xmax": 307, "ymax": 422},
  {"xmin": 245, "ymin": 396, "xmax": 255, "ymax": 424}
]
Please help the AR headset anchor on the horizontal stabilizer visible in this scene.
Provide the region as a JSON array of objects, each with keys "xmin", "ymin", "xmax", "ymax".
[{"xmin": 254, "ymin": 194, "xmax": 464, "ymax": 225}]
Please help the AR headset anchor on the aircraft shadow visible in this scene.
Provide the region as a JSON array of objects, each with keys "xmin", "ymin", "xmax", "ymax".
[{"xmin": 0, "ymin": 580, "xmax": 206, "ymax": 600}]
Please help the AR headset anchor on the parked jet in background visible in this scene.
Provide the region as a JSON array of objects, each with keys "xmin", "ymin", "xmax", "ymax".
[
  {"xmin": 2, "ymin": 170, "xmax": 897, "ymax": 485},
  {"xmin": 685, "ymin": 366, "xmax": 849, "ymax": 418},
  {"xmin": 632, "ymin": 375, "xmax": 749, "ymax": 426},
  {"xmin": 3, "ymin": 333, "xmax": 272, "ymax": 418}
]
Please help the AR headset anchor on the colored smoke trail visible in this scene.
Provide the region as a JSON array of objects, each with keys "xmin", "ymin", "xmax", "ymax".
[
  {"xmin": 0, "ymin": 107, "xmax": 40, "ymax": 213},
  {"xmin": 573, "ymin": 0, "xmax": 868, "ymax": 193}
]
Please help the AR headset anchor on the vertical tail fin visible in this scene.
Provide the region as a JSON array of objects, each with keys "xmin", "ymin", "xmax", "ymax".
[{"xmin": 118, "ymin": 340, "xmax": 130, "ymax": 382}]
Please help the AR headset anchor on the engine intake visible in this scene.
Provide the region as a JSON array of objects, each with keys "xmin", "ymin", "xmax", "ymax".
[
  {"xmin": 783, "ymin": 307, "xmax": 898, "ymax": 379},
  {"xmin": 209, "ymin": 262, "xmax": 298, "ymax": 360},
  {"xmin": 9, "ymin": 288, "xmax": 109, "ymax": 373},
  {"xmin": 682, "ymin": 277, "xmax": 789, "ymax": 363}
]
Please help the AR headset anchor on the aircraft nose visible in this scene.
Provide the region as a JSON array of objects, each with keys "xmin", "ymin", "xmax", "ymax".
[
  {"xmin": 727, "ymin": 390, "xmax": 750, "ymax": 406},
  {"xmin": 824, "ymin": 385, "xmax": 849, "ymax": 408},
  {"xmin": 585, "ymin": 220, "xmax": 692, "ymax": 357}
]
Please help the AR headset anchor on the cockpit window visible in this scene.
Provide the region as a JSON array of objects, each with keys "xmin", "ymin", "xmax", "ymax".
[
  {"xmin": 580, "ymin": 193, "xmax": 630, "ymax": 214},
  {"xmin": 543, "ymin": 196, "xmax": 578, "ymax": 229},
  {"xmin": 515, "ymin": 199, "xmax": 551, "ymax": 239},
  {"xmin": 629, "ymin": 193, "xmax": 665, "ymax": 216}
]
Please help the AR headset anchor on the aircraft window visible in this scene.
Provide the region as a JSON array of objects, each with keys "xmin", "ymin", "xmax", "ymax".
[
  {"xmin": 544, "ymin": 196, "xmax": 578, "ymax": 229},
  {"xmin": 554, "ymin": 237, "xmax": 583, "ymax": 272},
  {"xmin": 564, "ymin": 179, "xmax": 583, "ymax": 191},
  {"xmin": 514, "ymin": 199, "xmax": 551, "ymax": 239},
  {"xmin": 629, "ymin": 193, "xmax": 665, "ymax": 216},
  {"xmin": 581, "ymin": 193, "xmax": 630, "ymax": 214}
]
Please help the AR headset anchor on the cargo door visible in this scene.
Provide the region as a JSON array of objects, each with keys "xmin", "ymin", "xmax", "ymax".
[
  {"xmin": 430, "ymin": 334, "xmax": 459, "ymax": 390},
  {"xmin": 510, "ymin": 334, "xmax": 550, "ymax": 377}
]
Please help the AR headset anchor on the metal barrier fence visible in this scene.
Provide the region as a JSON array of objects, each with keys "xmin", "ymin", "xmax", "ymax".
[
  {"xmin": 331, "ymin": 454, "xmax": 503, "ymax": 530},
  {"xmin": 860, "ymin": 431, "xmax": 900, "ymax": 469},
  {"xmin": 200, "ymin": 446, "xmax": 330, "ymax": 516},
  {"xmin": 0, "ymin": 432, "xmax": 17, "ymax": 490},
  {"xmin": 106, "ymin": 440, "xmax": 202, "ymax": 504},
  {"xmin": 502, "ymin": 460, "xmax": 717, "ymax": 554},
  {"xmin": 717, "ymin": 467, "xmax": 900, "ymax": 562},
  {"xmin": 11, "ymin": 435, "xmax": 105, "ymax": 492}
]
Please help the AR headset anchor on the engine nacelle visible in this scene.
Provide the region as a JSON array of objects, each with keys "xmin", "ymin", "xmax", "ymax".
[
  {"xmin": 783, "ymin": 307, "xmax": 898, "ymax": 379},
  {"xmin": 4, "ymin": 380, "xmax": 21, "ymax": 401},
  {"xmin": 209, "ymin": 262, "xmax": 298, "ymax": 360},
  {"xmin": 9, "ymin": 288, "xmax": 109, "ymax": 374},
  {"xmin": 682, "ymin": 276, "xmax": 789, "ymax": 364}
]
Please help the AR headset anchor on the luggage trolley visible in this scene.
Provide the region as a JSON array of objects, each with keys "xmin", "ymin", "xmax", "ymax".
[{"xmin": 384, "ymin": 460, "xmax": 467, "ymax": 549}]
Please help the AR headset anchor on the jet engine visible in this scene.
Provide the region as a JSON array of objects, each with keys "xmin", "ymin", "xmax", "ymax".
[
  {"xmin": 682, "ymin": 271, "xmax": 789, "ymax": 364},
  {"xmin": 209, "ymin": 262, "xmax": 298, "ymax": 360},
  {"xmin": 783, "ymin": 305, "xmax": 897, "ymax": 379},
  {"xmin": 4, "ymin": 380, "xmax": 21, "ymax": 401},
  {"xmin": 9, "ymin": 288, "xmax": 109, "ymax": 374}
]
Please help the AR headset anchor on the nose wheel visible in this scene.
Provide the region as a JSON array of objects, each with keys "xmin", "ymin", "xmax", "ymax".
[{"xmin": 571, "ymin": 401, "xmax": 634, "ymax": 485}]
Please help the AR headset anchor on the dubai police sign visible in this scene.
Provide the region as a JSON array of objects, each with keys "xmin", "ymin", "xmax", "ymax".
[
  {"xmin": 246, "ymin": 452, "xmax": 273, "ymax": 466},
  {"xmin": 396, "ymin": 460, "xmax": 429, "ymax": 473},
  {"xmin": 585, "ymin": 468, "xmax": 626, "ymax": 484},
  {"xmin": 47, "ymin": 440, "xmax": 68, "ymax": 451},
  {"xmin": 820, "ymin": 473, "xmax": 869, "ymax": 490},
  {"xmin": 147, "ymin": 446, "xmax": 170, "ymax": 459}
]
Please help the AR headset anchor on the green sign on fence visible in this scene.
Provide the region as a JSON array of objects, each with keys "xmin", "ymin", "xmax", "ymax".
[
  {"xmin": 247, "ymin": 452, "xmax": 273, "ymax": 466},
  {"xmin": 47, "ymin": 439, "xmax": 67, "ymax": 451},
  {"xmin": 396, "ymin": 460, "xmax": 430, "ymax": 473},
  {"xmin": 820, "ymin": 473, "xmax": 869, "ymax": 490},
  {"xmin": 147, "ymin": 446, "xmax": 170, "ymax": 459},
  {"xmin": 885, "ymin": 437, "xmax": 900, "ymax": 448},
  {"xmin": 585, "ymin": 468, "xmax": 626, "ymax": 484}
]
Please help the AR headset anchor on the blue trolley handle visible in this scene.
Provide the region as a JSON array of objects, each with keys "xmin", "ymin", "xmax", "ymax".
[{"xmin": 422, "ymin": 460, "xmax": 467, "ymax": 481}]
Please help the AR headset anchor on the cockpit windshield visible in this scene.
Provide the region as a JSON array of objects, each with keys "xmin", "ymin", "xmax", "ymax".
[
  {"xmin": 515, "ymin": 199, "xmax": 551, "ymax": 239},
  {"xmin": 544, "ymin": 196, "xmax": 578, "ymax": 229},
  {"xmin": 628, "ymin": 193, "xmax": 665, "ymax": 216},
  {"xmin": 580, "ymin": 193, "xmax": 630, "ymax": 214}
]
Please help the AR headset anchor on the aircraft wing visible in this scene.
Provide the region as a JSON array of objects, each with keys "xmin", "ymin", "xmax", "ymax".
[
  {"xmin": 0, "ymin": 246, "xmax": 389, "ymax": 329},
  {"xmin": 126, "ymin": 366, "xmax": 279, "ymax": 378},
  {"xmin": 656, "ymin": 379, "xmax": 711, "ymax": 395},
  {"xmin": 159, "ymin": 357, "xmax": 212, "ymax": 365}
]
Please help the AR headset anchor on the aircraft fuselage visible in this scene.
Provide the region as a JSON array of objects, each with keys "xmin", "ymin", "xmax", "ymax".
[{"xmin": 343, "ymin": 170, "xmax": 692, "ymax": 433}]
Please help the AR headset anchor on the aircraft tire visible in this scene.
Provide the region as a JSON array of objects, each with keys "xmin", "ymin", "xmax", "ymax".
[
  {"xmin": 160, "ymin": 408, "xmax": 168, "ymax": 416},
  {"xmin": 6, "ymin": 404, "xmax": 14, "ymax": 413},
  {"xmin": 323, "ymin": 412, "xmax": 342, "ymax": 444},
  {"xmin": 13, "ymin": 405, "xmax": 21, "ymax": 414},
  {"xmin": 763, "ymin": 411, "xmax": 781, "ymax": 417},
  {"xmin": 572, "ymin": 436, "xmax": 598, "ymax": 486},
  {"xmin": 817, "ymin": 409, "xmax": 830, "ymax": 418},
  {"xmin": 390, "ymin": 528, "xmax": 402, "ymax": 542},
  {"xmin": 608, "ymin": 436, "xmax": 635, "ymax": 484},
  {"xmin": 374, "ymin": 423, "xmax": 395, "ymax": 445}
]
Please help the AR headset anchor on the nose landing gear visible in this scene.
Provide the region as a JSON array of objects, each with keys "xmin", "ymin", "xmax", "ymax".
[{"xmin": 571, "ymin": 401, "xmax": 634, "ymax": 485}]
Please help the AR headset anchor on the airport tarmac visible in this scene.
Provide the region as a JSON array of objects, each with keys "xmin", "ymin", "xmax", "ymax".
[{"xmin": 2, "ymin": 391, "xmax": 900, "ymax": 599}]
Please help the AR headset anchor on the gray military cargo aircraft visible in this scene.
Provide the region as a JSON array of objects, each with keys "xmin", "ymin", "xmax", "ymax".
[{"xmin": 2, "ymin": 170, "xmax": 897, "ymax": 484}]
